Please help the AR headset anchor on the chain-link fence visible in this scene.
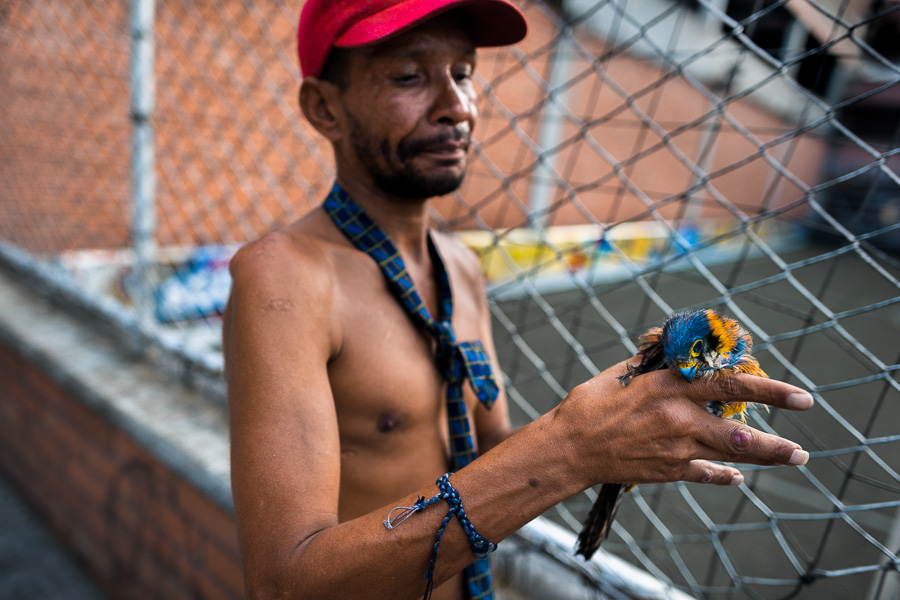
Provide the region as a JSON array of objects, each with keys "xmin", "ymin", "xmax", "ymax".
[{"xmin": 2, "ymin": 1, "xmax": 899, "ymax": 599}]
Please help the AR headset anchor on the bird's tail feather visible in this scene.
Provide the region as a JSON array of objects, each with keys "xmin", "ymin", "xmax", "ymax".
[{"xmin": 575, "ymin": 483, "xmax": 633, "ymax": 559}]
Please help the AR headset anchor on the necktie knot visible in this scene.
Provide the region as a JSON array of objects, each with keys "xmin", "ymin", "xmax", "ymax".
[{"xmin": 431, "ymin": 325, "xmax": 499, "ymax": 408}]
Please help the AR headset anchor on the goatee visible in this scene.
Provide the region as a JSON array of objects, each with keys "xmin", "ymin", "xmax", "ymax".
[{"xmin": 347, "ymin": 112, "xmax": 469, "ymax": 199}]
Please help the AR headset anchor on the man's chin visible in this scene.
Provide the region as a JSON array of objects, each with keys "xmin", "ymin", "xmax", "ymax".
[{"xmin": 376, "ymin": 172, "xmax": 465, "ymax": 200}]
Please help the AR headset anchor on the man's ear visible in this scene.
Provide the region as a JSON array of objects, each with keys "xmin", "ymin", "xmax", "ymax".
[{"xmin": 299, "ymin": 77, "xmax": 344, "ymax": 142}]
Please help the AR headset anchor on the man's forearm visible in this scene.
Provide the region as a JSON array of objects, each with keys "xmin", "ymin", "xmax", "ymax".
[{"xmin": 243, "ymin": 409, "xmax": 582, "ymax": 600}]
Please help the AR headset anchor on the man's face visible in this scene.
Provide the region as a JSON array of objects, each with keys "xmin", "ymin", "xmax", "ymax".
[{"xmin": 336, "ymin": 15, "xmax": 478, "ymax": 199}]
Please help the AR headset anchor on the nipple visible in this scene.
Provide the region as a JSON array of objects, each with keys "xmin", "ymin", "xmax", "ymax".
[{"xmin": 377, "ymin": 412, "xmax": 401, "ymax": 433}]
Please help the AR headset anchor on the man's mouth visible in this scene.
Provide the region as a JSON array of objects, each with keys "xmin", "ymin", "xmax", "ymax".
[
  {"xmin": 399, "ymin": 130, "xmax": 470, "ymax": 162},
  {"xmin": 419, "ymin": 141, "xmax": 468, "ymax": 160}
]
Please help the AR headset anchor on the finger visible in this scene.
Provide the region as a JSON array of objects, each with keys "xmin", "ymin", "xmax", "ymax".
[
  {"xmin": 680, "ymin": 460, "xmax": 743, "ymax": 486},
  {"xmin": 697, "ymin": 417, "xmax": 809, "ymax": 466},
  {"xmin": 686, "ymin": 373, "xmax": 814, "ymax": 412}
]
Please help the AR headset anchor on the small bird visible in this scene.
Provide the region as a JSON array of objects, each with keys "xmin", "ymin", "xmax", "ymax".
[{"xmin": 575, "ymin": 309, "xmax": 768, "ymax": 560}]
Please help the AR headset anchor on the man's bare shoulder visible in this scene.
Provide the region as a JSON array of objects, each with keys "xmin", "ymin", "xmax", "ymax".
[
  {"xmin": 224, "ymin": 208, "xmax": 349, "ymax": 361},
  {"xmin": 224, "ymin": 208, "xmax": 353, "ymax": 350},
  {"xmin": 229, "ymin": 208, "xmax": 342, "ymax": 298}
]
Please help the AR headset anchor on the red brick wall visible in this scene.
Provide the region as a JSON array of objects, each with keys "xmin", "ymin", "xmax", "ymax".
[
  {"xmin": 0, "ymin": 1, "xmax": 824, "ymax": 255},
  {"xmin": 0, "ymin": 339, "xmax": 244, "ymax": 600}
]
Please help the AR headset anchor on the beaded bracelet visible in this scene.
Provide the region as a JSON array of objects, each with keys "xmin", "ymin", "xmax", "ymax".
[{"xmin": 384, "ymin": 473, "xmax": 497, "ymax": 599}]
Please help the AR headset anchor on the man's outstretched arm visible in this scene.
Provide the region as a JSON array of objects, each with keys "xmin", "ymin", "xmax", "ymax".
[{"xmin": 224, "ymin": 234, "xmax": 812, "ymax": 600}]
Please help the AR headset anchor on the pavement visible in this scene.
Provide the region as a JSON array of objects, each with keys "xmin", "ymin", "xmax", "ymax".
[{"xmin": 0, "ymin": 475, "xmax": 107, "ymax": 600}]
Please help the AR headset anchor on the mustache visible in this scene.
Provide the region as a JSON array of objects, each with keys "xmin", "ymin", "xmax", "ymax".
[{"xmin": 397, "ymin": 128, "xmax": 470, "ymax": 161}]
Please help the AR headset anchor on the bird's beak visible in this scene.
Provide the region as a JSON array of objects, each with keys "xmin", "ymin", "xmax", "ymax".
[{"xmin": 678, "ymin": 362, "xmax": 698, "ymax": 382}]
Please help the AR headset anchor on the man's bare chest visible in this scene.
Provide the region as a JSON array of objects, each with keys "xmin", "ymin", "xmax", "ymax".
[
  {"xmin": 321, "ymin": 245, "xmax": 489, "ymax": 520},
  {"xmin": 331, "ymin": 298, "xmax": 443, "ymax": 424},
  {"xmin": 325, "ymin": 242, "xmax": 485, "ymax": 436},
  {"xmin": 325, "ymin": 291, "xmax": 456, "ymax": 513}
]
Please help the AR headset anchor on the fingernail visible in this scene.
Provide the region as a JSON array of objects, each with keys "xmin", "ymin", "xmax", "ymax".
[
  {"xmin": 787, "ymin": 392, "xmax": 814, "ymax": 410},
  {"xmin": 731, "ymin": 474, "xmax": 744, "ymax": 486},
  {"xmin": 789, "ymin": 449, "xmax": 809, "ymax": 465}
]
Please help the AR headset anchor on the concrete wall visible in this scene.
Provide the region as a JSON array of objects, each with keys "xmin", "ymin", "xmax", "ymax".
[{"xmin": 0, "ymin": 267, "xmax": 242, "ymax": 599}]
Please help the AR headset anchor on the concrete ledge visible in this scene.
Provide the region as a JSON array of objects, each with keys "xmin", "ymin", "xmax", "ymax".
[{"xmin": 0, "ymin": 267, "xmax": 232, "ymax": 512}]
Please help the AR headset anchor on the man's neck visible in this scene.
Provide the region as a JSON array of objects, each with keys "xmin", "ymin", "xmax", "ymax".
[{"xmin": 334, "ymin": 178, "xmax": 432, "ymax": 261}]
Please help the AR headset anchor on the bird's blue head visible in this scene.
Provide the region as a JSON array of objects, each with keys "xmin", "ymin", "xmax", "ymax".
[
  {"xmin": 660, "ymin": 311, "xmax": 713, "ymax": 382},
  {"xmin": 660, "ymin": 309, "xmax": 751, "ymax": 382}
]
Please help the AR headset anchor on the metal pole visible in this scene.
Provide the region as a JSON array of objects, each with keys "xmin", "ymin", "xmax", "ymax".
[
  {"xmin": 130, "ymin": 0, "xmax": 157, "ymax": 334},
  {"xmin": 528, "ymin": 29, "xmax": 573, "ymax": 230}
]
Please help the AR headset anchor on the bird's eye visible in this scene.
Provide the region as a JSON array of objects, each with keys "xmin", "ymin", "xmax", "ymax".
[{"xmin": 691, "ymin": 339, "xmax": 704, "ymax": 357}]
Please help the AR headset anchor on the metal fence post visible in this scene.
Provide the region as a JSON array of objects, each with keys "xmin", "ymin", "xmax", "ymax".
[
  {"xmin": 130, "ymin": 0, "xmax": 157, "ymax": 335},
  {"xmin": 528, "ymin": 28, "xmax": 573, "ymax": 230}
]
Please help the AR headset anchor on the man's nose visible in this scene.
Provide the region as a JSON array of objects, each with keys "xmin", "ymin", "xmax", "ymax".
[{"xmin": 431, "ymin": 72, "xmax": 476, "ymax": 126}]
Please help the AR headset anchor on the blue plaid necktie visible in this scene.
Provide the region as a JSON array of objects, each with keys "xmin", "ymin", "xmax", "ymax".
[{"xmin": 324, "ymin": 183, "xmax": 498, "ymax": 600}]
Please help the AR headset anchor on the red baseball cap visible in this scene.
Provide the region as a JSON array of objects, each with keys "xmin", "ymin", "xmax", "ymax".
[{"xmin": 297, "ymin": 0, "xmax": 528, "ymax": 79}]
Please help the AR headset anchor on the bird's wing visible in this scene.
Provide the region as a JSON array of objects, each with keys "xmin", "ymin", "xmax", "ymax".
[
  {"xmin": 618, "ymin": 329, "xmax": 668, "ymax": 386},
  {"xmin": 638, "ymin": 326, "xmax": 663, "ymax": 351}
]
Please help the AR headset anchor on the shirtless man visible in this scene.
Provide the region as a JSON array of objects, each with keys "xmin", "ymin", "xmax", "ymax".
[{"xmin": 222, "ymin": 1, "xmax": 814, "ymax": 599}]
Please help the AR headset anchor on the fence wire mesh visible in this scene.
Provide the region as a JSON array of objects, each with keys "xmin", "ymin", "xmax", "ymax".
[{"xmin": 1, "ymin": 1, "xmax": 899, "ymax": 599}]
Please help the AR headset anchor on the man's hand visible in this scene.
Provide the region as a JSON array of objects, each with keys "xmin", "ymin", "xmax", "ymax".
[{"xmin": 555, "ymin": 358, "xmax": 813, "ymax": 490}]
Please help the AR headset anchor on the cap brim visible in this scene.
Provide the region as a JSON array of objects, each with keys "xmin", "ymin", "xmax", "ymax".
[{"xmin": 334, "ymin": 0, "xmax": 527, "ymax": 49}]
